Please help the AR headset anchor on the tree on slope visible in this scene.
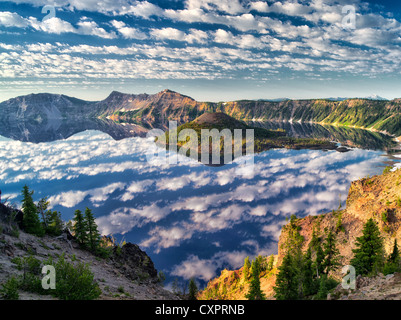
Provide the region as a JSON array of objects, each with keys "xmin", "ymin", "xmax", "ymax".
[
  {"xmin": 274, "ymin": 252, "xmax": 298, "ymax": 300},
  {"xmin": 73, "ymin": 209, "xmax": 87, "ymax": 246},
  {"xmin": 322, "ymin": 230, "xmax": 341, "ymax": 275},
  {"xmin": 246, "ymin": 259, "xmax": 266, "ymax": 300},
  {"xmin": 21, "ymin": 185, "xmax": 44, "ymax": 236},
  {"xmin": 350, "ymin": 218, "xmax": 385, "ymax": 276},
  {"xmin": 84, "ymin": 207, "xmax": 101, "ymax": 252}
]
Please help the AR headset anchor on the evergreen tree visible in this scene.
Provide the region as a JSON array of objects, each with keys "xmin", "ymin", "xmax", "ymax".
[
  {"xmin": 322, "ymin": 230, "xmax": 341, "ymax": 275},
  {"xmin": 388, "ymin": 239, "xmax": 400, "ymax": 265},
  {"xmin": 316, "ymin": 275, "xmax": 328, "ymax": 300},
  {"xmin": 274, "ymin": 252, "xmax": 298, "ymax": 300},
  {"xmin": 384, "ymin": 239, "xmax": 400, "ymax": 275},
  {"xmin": 73, "ymin": 210, "xmax": 87, "ymax": 246},
  {"xmin": 45, "ymin": 210, "xmax": 64, "ymax": 236},
  {"xmin": 315, "ymin": 242, "xmax": 325, "ymax": 277},
  {"xmin": 37, "ymin": 197, "xmax": 50, "ymax": 228},
  {"xmin": 84, "ymin": 207, "xmax": 101, "ymax": 252},
  {"xmin": 242, "ymin": 256, "xmax": 251, "ymax": 282},
  {"xmin": 188, "ymin": 278, "xmax": 198, "ymax": 300},
  {"xmin": 246, "ymin": 259, "xmax": 266, "ymax": 300},
  {"xmin": 21, "ymin": 185, "xmax": 44, "ymax": 236},
  {"xmin": 350, "ymin": 218, "xmax": 385, "ymax": 276},
  {"xmin": 302, "ymin": 248, "xmax": 316, "ymax": 296},
  {"xmin": 267, "ymin": 255, "xmax": 275, "ymax": 271}
]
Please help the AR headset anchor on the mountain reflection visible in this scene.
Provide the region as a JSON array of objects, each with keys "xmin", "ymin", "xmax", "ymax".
[
  {"xmin": 1, "ymin": 117, "xmax": 397, "ymax": 152},
  {"xmin": 0, "ymin": 129, "xmax": 399, "ymax": 287}
]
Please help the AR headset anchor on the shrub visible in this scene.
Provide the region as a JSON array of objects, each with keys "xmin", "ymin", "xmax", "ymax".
[
  {"xmin": 44, "ymin": 254, "xmax": 101, "ymax": 300},
  {"xmin": 0, "ymin": 277, "xmax": 20, "ymax": 300}
]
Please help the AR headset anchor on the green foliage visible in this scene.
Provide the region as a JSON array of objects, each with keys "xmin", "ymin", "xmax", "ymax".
[
  {"xmin": 246, "ymin": 259, "xmax": 266, "ymax": 300},
  {"xmin": 322, "ymin": 230, "xmax": 341, "ymax": 275},
  {"xmin": 384, "ymin": 239, "xmax": 401, "ymax": 275},
  {"xmin": 383, "ymin": 166, "xmax": 392, "ymax": 174},
  {"xmin": 84, "ymin": 207, "xmax": 101, "ymax": 253},
  {"xmin": 350, "ymin": 218, "xmax": 385, "ymax": 276},
  {"xmin": 0, "ymin": 277, "xmax": 19, "ymax": 300},
  {"xmin": 382, "ymin": 211, "xmax": 388, "ymax": 223},
  {"xmin": 302, "ymin": 248, "xmax": 317, "ymax": 297},
  {"xmin": 242, "ymin": 256, "xmax": 251, "ymax": 282},
  {"xmin": 267, "ymin": 255, "xmax": 275, "ymax": 271},
  {"xmin": 316, "ymin": 275, "xmax": 328, "ymax": 300},
  {"xmin": 315, "ymin": 242, "xmax": 325, "ymax": 277},
  {"xmin": 335, "ymin": 211, "xmax": 345, "ymax": 232},
  {"xmin": 21, "ymin": 185, "xmax": 44, "ymax": 237},
  {"xmin": 274, "ymin": 252, "xmax": 298, "ymax": 300},
  {"xmin": 73, "ymin": 209, "xmax": 87, "ymax": 246},
  {"xmin": 157, "ymin": 271, "xmax": 166, "ymax": 286},
  {"xmin": 44, "ymin": 210, "xmax": 64, "ymax": 236},
  {"xmin": 188, "ymin": 278, "xmax": 198, "ymax": 300},
  {"xmin": 44, "ymin": 254, "xmax": 101, "ymax": 300}
]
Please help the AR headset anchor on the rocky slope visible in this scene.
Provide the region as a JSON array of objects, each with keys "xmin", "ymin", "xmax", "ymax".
[
  {"xmin": 2, "ymin": 90, "xmax": 401, "ymax": 136},
  {"xmin": 0, "ymin": 203, "xmax": 177, "ymax": 300},
  {"xmin": 199, "ymin": 168, "xmax": 401, "ymax": 300}
]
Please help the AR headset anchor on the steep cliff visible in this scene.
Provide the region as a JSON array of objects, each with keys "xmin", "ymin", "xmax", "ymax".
[
  {"xmin": 2, "ymin": 90, "xmax": 401, "ymax": 136},
  {"xmin": 199, "ymin": 168, "xmax": 401, "ymax": 300}
]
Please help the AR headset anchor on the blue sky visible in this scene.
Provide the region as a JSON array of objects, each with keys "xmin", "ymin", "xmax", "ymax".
[{"xmin": 0, "ymin": 0, "xmax": 401, "ymax": 102}]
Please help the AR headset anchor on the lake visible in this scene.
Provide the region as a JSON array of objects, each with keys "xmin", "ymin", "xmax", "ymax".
[{"xmin": 0, "ymin": 120, "xmax": 400, "ymax": 289}]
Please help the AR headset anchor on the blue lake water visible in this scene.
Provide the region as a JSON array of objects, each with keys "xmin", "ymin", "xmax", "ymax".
[{"xmin": 0, "ymin": 126, "xmax": 400, "ymax": 289}]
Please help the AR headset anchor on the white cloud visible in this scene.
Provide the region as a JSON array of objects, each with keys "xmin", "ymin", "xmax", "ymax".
[
  {"xmin": 96, "ymin": 203, "xmax": 170, "ymax": 235},
  {"xmin": 0, "ymin": 11, "xmax": 30, "ymax": 28},
  {"xmin": 110, "ymin": 20, "xmax": 147, "ymax": 39},
  {"xmin": 48, "ymin": 182, "xmax": 125, "ymax": 208}
]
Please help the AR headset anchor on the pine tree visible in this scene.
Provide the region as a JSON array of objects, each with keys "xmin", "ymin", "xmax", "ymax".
[
  {"xmin": 267, "ymin": 255, "xmax": 275, "ymax": 271},
  {"xmin": 188, "ymin": 278, "xmax": 198, "ymax": 300},
  {"xmin": 246, "ymin": 259, "xmax": 266, "ymax": 300},
  {"xmin": 45, "ymin": 210, "xmax": 64, "ymax": 236},
  {"xmin": 73, "ymin": 210, "xmax": 87, "ymax": 246},
  {"xmin": 322, "ymin": 230, "xmax": 341, "ymax": 275},
  {"xmin": 384, "ymin": 239, "xmax": 400, "ymax": 275},
  {"xmin": 302, "ymin": 248, "xmax": 316, "ymax": 296},
  {"xmin": 316, "ymin": 275, "xmax": 328, "ymax": 300},
  {"xmin": 21, "ymin": 185, "xmax": 44, "ymax": 236},
  {"xmin": 84, "ymin": 207, "xmax": 101, "ymax": 252},
  {"xmin": 315, "ymin": 242, "xmax": 325, "ymax": 277},
  {"xmin": 242, "ymin": 256, "xmax": 251, "ymax": 282},
  {"xmin": 350, "ymin": 218, "xmax": 385, "ymax": 276},
  {"xmin": 37, "ymin": 197, "xmax": 50, "ymax": 228},
  {"xmin": 274, "ymin": 252, "xmax": 298, "ymax": 300}
]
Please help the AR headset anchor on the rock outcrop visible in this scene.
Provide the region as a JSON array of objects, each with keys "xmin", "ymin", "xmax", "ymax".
[
  {"xmin": 0, "ymin": 203, "xmax": 177, "ymax": 300},
  {"xmin": 200, "ymin": 168, "xmax": 401, "ymax": 299}
]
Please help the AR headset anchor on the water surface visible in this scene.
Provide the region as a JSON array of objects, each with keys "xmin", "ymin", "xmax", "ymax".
[{"xmin": 0, "ymin": 121, "xmax": 399, "ymax": 288}]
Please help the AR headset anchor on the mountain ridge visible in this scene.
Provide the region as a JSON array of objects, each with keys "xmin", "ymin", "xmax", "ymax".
[{"xmin": 2, "ymin": 90, "xmax": 401, "ymax": 136}]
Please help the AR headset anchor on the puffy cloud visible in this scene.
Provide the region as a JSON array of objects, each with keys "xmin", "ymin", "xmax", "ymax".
[
  {"xmin": 96, "ymin": 203, "xmax": 170, "ymax": 235},
  {"xmin": 0, "ymin": 11, "xmax": 30, "ymax": 28},
  {"xmin": 48, "ymin": 182, "xmax": 125, "ymax": 208},
  {"xmin": 0, "ymin": 12, "xmax": 117, "ymax": 38},
  {"xmin": 110, "ymin": 20, "xmax": 147, "ymax": 39}
]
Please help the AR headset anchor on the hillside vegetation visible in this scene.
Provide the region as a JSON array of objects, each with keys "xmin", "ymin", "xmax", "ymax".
[
  {"xmin": 199, "ymin": 167, "xmax": 401, "ymax": 300},
  {"xmin": 2, "ymin": 90, "xmax": 401, "ymax": 137}
]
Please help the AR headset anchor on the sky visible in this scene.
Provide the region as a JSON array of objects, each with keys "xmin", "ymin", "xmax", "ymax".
[{"xmin": 1, "ymin": 0, "xmax": 401, "ymax": 102}]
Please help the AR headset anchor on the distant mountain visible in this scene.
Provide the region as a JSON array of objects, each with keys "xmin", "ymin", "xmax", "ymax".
[
  {"xmin": 363, "ymin": 94, "xmax": 389, "ymax": 101},
  {"xmin": 1, "ymin": 90, "xmax": 401, "ymax": 136}
]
